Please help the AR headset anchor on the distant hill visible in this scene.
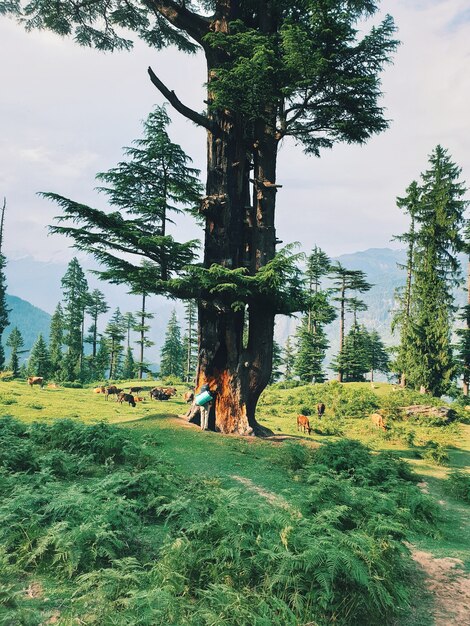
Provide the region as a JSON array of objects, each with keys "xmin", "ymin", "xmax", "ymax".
[{"xmin": 4, "ymin": 294, "xmax": 51, "ymax": 362}]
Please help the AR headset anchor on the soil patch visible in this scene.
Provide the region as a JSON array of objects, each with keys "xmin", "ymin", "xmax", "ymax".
[{"xmin": 411, "ymin": 548, "xmax": 470, "ymax": 626}]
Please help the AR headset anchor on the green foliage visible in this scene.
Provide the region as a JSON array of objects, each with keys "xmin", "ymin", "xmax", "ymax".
[
  {"xmin": 274, "ymin": 441, "xmax": 313, "ymax": 471},
  {"xmin": 415, "ymin": 441, "xmax": 450, "ymax": 466},
  {"xmin": 159, "ymin": 309, "xmax": 184, "ymax": 379},
  {"xmin": 445, "ymin": 470, "xmax": 470, "ymax": 504}
]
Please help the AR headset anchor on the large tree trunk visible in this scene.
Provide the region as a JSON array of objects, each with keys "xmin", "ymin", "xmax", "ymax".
[{"xmin": 193, "ymin": 7, "xmax": 277, "ymax": 435}]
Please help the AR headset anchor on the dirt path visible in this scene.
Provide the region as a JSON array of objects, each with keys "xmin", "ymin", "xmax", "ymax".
[{"xmin": 411, "ymin": 548, "xmax": 470, "ymax": 626}]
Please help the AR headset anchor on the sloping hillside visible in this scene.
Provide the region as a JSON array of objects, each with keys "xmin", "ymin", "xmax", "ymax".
[{"xmin": 4, "ymin": 294, "xmax": 51, "ymax": 359}]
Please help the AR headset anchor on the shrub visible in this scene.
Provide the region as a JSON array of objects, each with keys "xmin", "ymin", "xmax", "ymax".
[
  {"xmin": 61, "ymin": 381, "xmax": 83, "ymax": 388},
  {"xmin": 416, "ymin": 441, "xmax": 450, "ymax": 466},
  {"xmin": 275, "ymin": 441, "xmax": 312, "ymax": 471},
  {"xmin": 445, "ymin": 470, "xmax": 470, "ymax": 503}
]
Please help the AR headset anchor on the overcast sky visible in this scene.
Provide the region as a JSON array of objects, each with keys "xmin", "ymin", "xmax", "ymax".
[{"xmin": 1, "ymin": 0, "xmax": 470, "ymax": 265}]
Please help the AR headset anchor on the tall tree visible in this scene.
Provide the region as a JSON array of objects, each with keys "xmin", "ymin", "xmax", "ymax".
[
  {"xmin": 331, "ymin": 323, "xmax": 370, "ymax": 382},
  {"xmin": 395, "ymin": 146, "xmax": 468, "ymax": 395},
  {"xmin": 60, "ymin": 258, "xmax": 89, "ymax": 380},
  {"xmin": 6, "ymin": 327, "xmax": 24, "ymax": 377},
  {"xmin": 27, "ymin": 334, "xmax": 51, "ymax": 378},
  {"xmin": 160, "ymin": 309, "xmax": 184, "ymax": 379},
  {"xmin": 13, "ymin": 0, "xmax": 398, "ymax": 433},
  {"xmin": 182, "ymin": 299, "xmax": 198, "ymax": 383},
  {"xmin": 330, "ymin": 263, "xmax": 372, "ymax": 382},
  {"xmin": 456, "ymin": 221, "xmax": 470, "ymax": 396},
  {"xmin": 0, "ymin": 198, "xmax": 10, "ymax": 369},
  {"xmin": 104, "ymin": 308, "xmax": 126, "ymax": 379},
  {"xmin": 294, "ymin": 246, "xmax": 336, "ymax": 383},
  {"xmin": 392, "ymin": 181, "xmax": 420, "ymax": 387},
  {"xmin": 48, "ymin": 303, "xmax": 64, "ymax": 377},
  {"xmin": 85, "ymin": 289, "xmax": 109, "ymax": 358},
  {"xmin": 366, "ymin": 330, "xmax": 390, "ymax": 383},
  {"xmin": 282, "ymin": 336, "xmax": 296, "ymax": 382},
  {"xmin": 133, "ymin": 293, "xmax": 155, "ymax": 380},
  {"xmin": 269, "ymin": 339, "xmax": 283, "ymax": 385},
  {"xmin": 121, "ymin": 346, "xmax": 137, "ymax": 380}
]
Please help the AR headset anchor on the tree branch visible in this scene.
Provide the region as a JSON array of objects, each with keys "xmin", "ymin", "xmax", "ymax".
[
  {"xmin": 148, "ymin": 66, "xmax": 214, "ymax": 131},
  {"xmin": 146, "ymin": 0, "xmax": 211, "ymax": 44}
]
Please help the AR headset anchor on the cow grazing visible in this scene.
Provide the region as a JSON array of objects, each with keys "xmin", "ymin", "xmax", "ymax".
[
  {"xmin": 27, "ymin": 376, "xmax": 44, "ymax": 388},
  {"xmin": 183, "ymin": 391, "xmax": 194, "ymax": 403},
  {"xmin": 297, "ymin": 414, "xmax": 311, "ymax": 435},
  {"xmin": 118, "ymin": 392, "xmax": 136, "ymax": 407},
  {"xmin": 370, "ymin": 413, "xmax": 387, "ymax": 431},
  {"xmin": 150, "ymin": 388, "xmax": 171, "ymax": 401},
  {"xmin": 317, "ymin": 402, "xmax": 326, "ymax": 418},
  {"xmin": 105, "ymin": 385, "xmax": 122, "ymax": 400},
  {"xmin": 129, "ymin": 386, "xmax": 143, "ymax": 394}
]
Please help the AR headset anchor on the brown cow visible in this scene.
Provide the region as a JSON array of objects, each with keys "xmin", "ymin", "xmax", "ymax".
[
  {"xmin": 161, "ymin": 387, "xmax": 177, "ymax": 397},
  {"xmin": 27, "ymin": 376, "xmax": 44, "ymax": 387},
  {"xmin": 117, "ymin": 392, "xmax": 136, "ymax": 407},
  {"xmin": 183, "ymin": 391, "xmax": 194, "ymax": 403},
  {"xmin": 134, "ymin": 396, "xmax": 144, "ymax": 403},
  {"xmin": 317, "ymin": 402, "xmax": 326, "ymax": 418},
  {"xmin": 150, "ymin": 388, "xmax": 171, "ymax": 401},
  {"xmin": 370, "ymin": 413, "xmax": 387, "ymax": 430},
  {"xmin": 297, "ymin": 414, "xmax": 311, "ymax": 435},
  {"xmin": 129, "ymin": 386, "xmax": 143, "ymax": 394},
  {"xmin": 93, "ymin": 386, "xmax": 106, "ymax": 394}
]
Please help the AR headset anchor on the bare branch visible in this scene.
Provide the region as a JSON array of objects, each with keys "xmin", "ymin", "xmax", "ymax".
[{"xmin": 148, "ymin": 66, "xmax": 214, "ymax": 131}]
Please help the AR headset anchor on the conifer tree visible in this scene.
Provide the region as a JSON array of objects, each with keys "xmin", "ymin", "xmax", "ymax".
[
  {"xmin": 331, "ymin": 323, "xmax": 370, "ymax": 382},
  {"xmin": 60, "ymin": 258, "xmax": 89, "ymax": 380},
  {"xmin": 366, "ymin": 330, "xmax": 390, "ymax": 382},
  {"xmin": 15, "ymin": 0, "xmax": 398, "ymax": 433},
  {"xmin": 0, "ymin": 198, "xmax": 9, "ymax": 369},
  {"xmin": 94, "ymin": 337, "xmax": 110, "ymax": 381},
  {"xmin": 182, "ymin": 300, "xmax": 197, "ymax": 383},
  {"xmin": 456, "ymin": 222, "xmax": 470, "ymax": 395},
  {"xmin": 269, "ymin": 339, "xmax": 283, "ymax": 385},
  {"xmin": 330, "ymin": 263, "xmax": 372, "ymax": 382},
  {"xmin": 85, "ymin": 289, "xmax": 109, "ymax": 358},
  {"xmin": 48, "ymin": 303, "xmax": 64, "ymax": 378},
  {"xmin": 394, "ymin": 146, "xmax": 468, "ymax": 395},
  {"xmin": 6, "ymin": 327, "xmax": 24, "ymax": 377},
  {"xmin": 283, "ymin": 336, "xmax": 296, "ymax": 382},
  {"xmin": 27, "ymin": 334, "xmax": 51, "ymax": 378},
  {"xmin": 104, "ymin": 308, "xmax": 126, "ymax": 380},
  {"xmin": 133, "ymin": 292, "xmax": 155, "ymax": 380},
  {"xmin": 294, "ymin": 246, "xmax": 336, "ymax": 383},
  {"xmin": 160, "ymin": 310, "xmax": 184, "ymax": 379},
  {"xmin": 121, "ymin": 346, "xmax": 137, "ymax": 380},
  {"xmin": 392, "ymin": 181, "xmax": 420, "ymax": 387}
]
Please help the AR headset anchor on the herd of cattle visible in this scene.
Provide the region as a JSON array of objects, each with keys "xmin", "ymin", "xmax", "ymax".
[
  {"xmin": 92, "ymin": 384, "xmax": 182, "ymax": 407},
  {"xmin": 27, "ymin": 378, "xmax": 389, "ymax": 432}
]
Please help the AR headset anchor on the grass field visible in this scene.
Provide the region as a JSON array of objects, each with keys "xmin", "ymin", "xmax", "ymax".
[{"xmin": 1, "ymin": 378, "xmax": 469, "ymax": 625}]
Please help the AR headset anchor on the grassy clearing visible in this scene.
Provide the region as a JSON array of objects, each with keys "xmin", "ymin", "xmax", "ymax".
[{"xmin": 0, "ymin": 378, "xmax": 469, "ymax": 625}]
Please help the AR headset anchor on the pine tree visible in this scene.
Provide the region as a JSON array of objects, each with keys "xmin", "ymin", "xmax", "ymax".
[
  {"xmin": 94, "ymin": 336, "xmax": 110, "ymax": 381},
  {"xmin": 27, "ymin": 334, "xmax": 51, "ymax": 378},
  {"xmin": 85, "ymin": 289, "xmax": 109, "ymax": 358},
  {"xmin": 269, "ymin": 339, "xmax": 283, "ymax": 385},
  {"xmin": 182, "ymin": 300, "xmax": 197, "ymax": 383},
  {"xmin": 0, "ymin": 198, "xmax": 10, "ymax": 369},
  {"xmin": 160, "ymin": 310, "xmax": 184, "ymax": 379},
  {"xmin": 133, "ymin": 292, "xmax": 155, "ymax": 379},
  {"xmin": 294, "ymin": 247, "xmax": 336, "ymax": 383},
  {"xmin": 330, "ymin": 263, "xmax": 372, "ymax": 382},
  {"xmin": 104, "ymin": 308, "xmax": 126, "ymax": 380},
  {"xmin": 395, "ymin": 146, "xmax": 468, "ymax": 395},
  {"xmin": 121, "ymin": 346, "xmax": 137, "ymax": 380},
  {"xmin": 48, "ymin": 303, "xmax": 64, "ymax": 378},
  {"xmin": 366, "ymin": 330, "xmax": 390, "ymax": 382},
  {"xmin": 22, "ymin": 0, "xmax": 398, "ymax": 434},
  {"xmin": 283, "ymin": 336, "xmax": 296, "ymax": 382},
  {"xmin": 456, "ymin": 221, "xmax": 470, "ymax": 395},
  {"xmin": 60, "ymin": 258, "xmax": 89, "ymax": 381},
  {"xmin": 331, "ymin": 323, "xmax": 370, "ymax": 382},
  {"xmin": 6, "ymin": 327, "xmax": 24, "ymax": 377}
]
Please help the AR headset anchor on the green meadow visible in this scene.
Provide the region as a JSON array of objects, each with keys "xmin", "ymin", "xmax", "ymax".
[{"xmin": 1, "ymin": 379, "xmax": 469, "ymax": 625}]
